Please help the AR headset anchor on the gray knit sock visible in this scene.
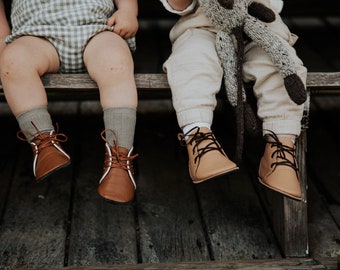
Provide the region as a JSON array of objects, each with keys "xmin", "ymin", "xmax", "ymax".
[
  {"xmin": 103, "ymin": 107, "xmax": 136, "ymax": 150},
  {"xmin": 16, "ymin": 107, "xmax": 54, "ymax": 141}
]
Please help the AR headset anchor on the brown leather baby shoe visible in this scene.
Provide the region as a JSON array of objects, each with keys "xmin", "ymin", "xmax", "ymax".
[
  {"xmin": 18, "ymin": 126, "xmax": 71, "ymax": 182},
  {"xmin": 98, "ymin": 130, "xmax": 138, "ymax": 204}
]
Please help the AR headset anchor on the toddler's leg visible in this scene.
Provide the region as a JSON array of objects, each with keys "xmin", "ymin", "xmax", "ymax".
[
  {"xmin": 84, "ymin": 31, "xmax": 138, "ymax": 204},
  {"xmin": 0, "ymin": 36, "xmax": 70, "ymax": 182},
  {"xmin": 243, "ymin": 15, "xmax": 307, "ymax": 200},
  {"xmin": 163, "ymin": 29, "xmax": 238, "ymax": 183}
]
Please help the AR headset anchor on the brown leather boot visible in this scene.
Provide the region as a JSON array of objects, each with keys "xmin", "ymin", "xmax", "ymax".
[
  {"xmin": 258, "ymin": 131, "xmax": 301, "ymax": 200},
  {"xmin": 178, "ymin": 126, "xmax": 239, "ymax": 183},
  {"xmin": 98, "ymin": 130, "xmax": 138, "ymax": 204},
  {"xmin": 18, "ymin": 126, "xmax": 71, "ymax": 182}
]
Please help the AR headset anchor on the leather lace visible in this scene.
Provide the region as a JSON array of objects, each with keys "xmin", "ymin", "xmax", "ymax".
[
  {"xmin": 179, "ymin": 127, "xmax": 225, "ymax": 164},
  {"xmin": 101, "ymin": 129, "xmax": 138, "ymax": 170},
  {"xmin": 17, "ymin": 122, "xmax": 68, "ymax": 154},
  {"xmin": 265, "ymin": 130, "xmax": 298, "ymax": 175}
]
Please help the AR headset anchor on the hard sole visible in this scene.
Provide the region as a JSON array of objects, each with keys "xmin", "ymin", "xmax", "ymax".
[
  {"xmin": 35, "ymin": 161, "xmax": 71, "ymax": 183},
  {"xmin": 258, "ymin": 177, "xmax": 302, "ymax": 201},
  {"xmin": 192, "ymin": 166, "xmax": 240, "ymax": 184}
]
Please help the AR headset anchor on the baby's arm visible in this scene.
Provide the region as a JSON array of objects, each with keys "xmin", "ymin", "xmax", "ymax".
[
  {"xmin": 160, "ymin": 0, "xmax": 196, "ymax": 15},
  {"xmin": 107, "ymin": 0, "xmax": 138, "ymax": 39},
  {"xmin": 165, "ymin": 0, "xmax": 193, "ymax": 11},
  {"xmin": 0, "ymin": 0, "xmax": 10, "ymax": 56}
]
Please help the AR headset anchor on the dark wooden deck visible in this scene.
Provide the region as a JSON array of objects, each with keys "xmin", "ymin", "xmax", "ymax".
[
  {"xmin": 0, "ymin": 2, "xmax": 340, "ymax": 269},
  {"xmin": 0, "ymin": 100, "xmax": 339, "ymax": 269}
]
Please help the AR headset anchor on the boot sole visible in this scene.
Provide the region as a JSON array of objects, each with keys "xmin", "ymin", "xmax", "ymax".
[
  {"xmin": 258, "ymin": 177, "xmax": 302, "ymax": 201},
  {"xmin": 192, "ymin": 166, "xmax": 239, "ymax": 184},
  {"xmin": 35, "ymin": 161, "xmax": 71, "ymax": 183},
  {"xmin": 99, "ymin": 195, "xmax": 135, "ymax": 205}
]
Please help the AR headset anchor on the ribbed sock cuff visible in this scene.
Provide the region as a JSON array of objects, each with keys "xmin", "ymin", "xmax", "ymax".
[
  {"xmin": 16, "ymin": 107, "xmax": 53, "ymax": 141},
  {"xmin": 103, "ymin": 107, "xmax": 136, "ymax": 149}
]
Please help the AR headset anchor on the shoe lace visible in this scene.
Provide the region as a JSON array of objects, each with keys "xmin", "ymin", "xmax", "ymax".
[
  {"xmin": 265, "ymin": 130, "xmax": 299, "ymax": 175},
  {"xmin": 101, "ymin": 129, "xmax": 138, "ymax": 170},
  {"xmin": 179, "ymin": 127, "xmax": 225, "ymax": 164},
  {"xmin": 17, "ymin": 122, "xmax": 68, "ymax": 154}
]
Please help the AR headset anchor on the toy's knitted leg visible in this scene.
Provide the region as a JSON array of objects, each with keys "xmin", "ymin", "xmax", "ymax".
[
  {"xmin": 216, "ymin": 31, "xmax": 258, "ymax": 162},
  {"xmin": 244, "ymin": 16, "xmax": 306, "ymax": 105},
  {"xmin": 216, "ymin": 31, "xmax": 240, "ymax": 108},
  {"xmin": 216, "ymin": 31, "xmax": 243, "ymax": 162}
]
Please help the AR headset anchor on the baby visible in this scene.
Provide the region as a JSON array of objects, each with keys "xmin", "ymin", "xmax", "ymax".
[{"xmin": 0, "ymin": 0, "xmax": 139, "ymax": 204}]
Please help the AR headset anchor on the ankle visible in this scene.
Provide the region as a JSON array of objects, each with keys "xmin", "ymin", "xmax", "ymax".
[
  {"xmin": 182, "ymin": 123, "xmax": 211, "ymax": 140},
  {"xmin": 264, "ymin": 131, "xmax": 296, "ymax": 144}
]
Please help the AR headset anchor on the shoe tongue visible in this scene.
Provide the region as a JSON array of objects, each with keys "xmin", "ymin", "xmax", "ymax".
[
  {"xmin": 197, "ymin": 127, "xmax": 211, "ymax": 133},
  {"xmin": 276, "ymin": 136, "xmax": 295, "ymax": 147},
  {"xmin": 265, "ymin": 135, "xmax": 294, "ymax": 147},
  {"xmin": 277, "ymin": 135, "xmax": 295, "ymax": 145}
]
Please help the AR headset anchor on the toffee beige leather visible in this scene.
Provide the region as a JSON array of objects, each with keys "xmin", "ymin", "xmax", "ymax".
[
  {"xmin": 180, "ymin": 127, "xmax": 239, "ymax": 183},
  {"xmin": 258, "ymin": 136, "xmax": 302, "ymax": 200}
]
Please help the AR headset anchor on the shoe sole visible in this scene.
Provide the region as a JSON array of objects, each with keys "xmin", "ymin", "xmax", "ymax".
[
  {"xmin": 258, "ymin": 177, "xmax": 302, "ymax": 201},
  {"xmin": 192, "ymin": 166, "xmax": 240, "ymax": 184},
  {"xmin": 35, "ymin": 161, "xmax": 71, "ymax": 183},
  {"xmin": 99, "ymin": 195, "xmax": 135, "ymax": 205}
]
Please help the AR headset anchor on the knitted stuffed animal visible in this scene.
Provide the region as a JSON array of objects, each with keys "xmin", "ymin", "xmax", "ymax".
[{"xmin": 198, "ymin": 0, "xmax": 307, "ymax": 161}]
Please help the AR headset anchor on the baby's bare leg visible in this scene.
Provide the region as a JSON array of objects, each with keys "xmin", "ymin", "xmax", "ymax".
[
  {"xmin": 0, "ymin": 36, "xmax": 60, "ymax": 116},
  {"xmin": 0, "ymin": 37, "xmax": 69, "ymax": 182},
  {"xmin": 84, "ymin": 31, "xmax": 137, "ymax": 109},
  {"xmin": 85, "ymin": 32, "xmax": 138, "ymax": 204}
]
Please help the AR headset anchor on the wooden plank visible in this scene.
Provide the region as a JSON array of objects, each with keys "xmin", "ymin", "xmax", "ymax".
[
  {"xmin": 26, "ymin": 257, "xmax": 339, "ymax": 270},
  {"xmin": 329, "ymin": 204, "xmax": 340, "ymax": 229},
  {"xmin": 0, "ymin": 117, "xmax": 19, "ymax": 221},
  {"xmin": 195, "ymin": 168, "xmax": 282, "ymax": 260},
  {"xmin": 0, "ymin": 73, "xmax": 340, "ymax": 100},
  {"xmin": 307, "ymin": 72, "xmax": 340, "ymax": 93},
  {"xmin": 66, "ymin": 114, "xmax": 138, "ymax": 266},
  {"xmin": 306, "ymin": 181, "xmax": 340, "ymax": 258},
  {"xmin": 304, "ymin": 100, "xmax": 340, "ymax": 257},
  {"xmin": 134, "ymin": 112, "xmax": 211, "ymax": 263},
  {"xmin": 276, "ymin": 129, "xmax": 308, "ymax": 257},
  {"xmin": 307, "ymin": 103, "xmax": 340, "ymax": 204},
  {"xmin": 0, "ymin": 142, "xmax": 73, "ymax": 268}
]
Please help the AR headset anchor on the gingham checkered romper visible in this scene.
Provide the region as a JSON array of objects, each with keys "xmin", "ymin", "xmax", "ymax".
[{"xmin": 5, "ymin": 0, "xmax": 136, "ymax": 73}]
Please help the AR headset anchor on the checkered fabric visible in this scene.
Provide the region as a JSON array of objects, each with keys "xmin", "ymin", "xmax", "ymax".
[{"xmin": 6, "ymin": 0, "xmax": 136, "ymax": 73}]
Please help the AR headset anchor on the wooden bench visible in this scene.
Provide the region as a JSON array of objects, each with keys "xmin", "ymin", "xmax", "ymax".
[
  {"xmin": 1, "ymin": 72, "xmax": 339, "ymax": 99},
  {"xmin": 1, "ymin": 71, "xmax": 340, "ymax": 258}
]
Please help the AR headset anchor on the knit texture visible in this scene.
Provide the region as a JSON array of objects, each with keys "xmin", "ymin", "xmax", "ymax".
[{"xmin": 103, "ymin": 107, "xmax": 136, "ymax": 150}]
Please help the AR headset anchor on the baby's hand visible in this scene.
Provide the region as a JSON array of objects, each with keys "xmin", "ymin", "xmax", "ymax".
[{"xmin": 107, "ymin": 10, "xmax": 138, "ymax": 39}]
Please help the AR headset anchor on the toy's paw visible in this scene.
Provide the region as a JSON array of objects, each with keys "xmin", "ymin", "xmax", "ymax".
[
  {"xmin": 218, "ymin": 0, "xmax": 234, "ymax": 9},
  {"xmin": 284, "ymin": 74, "xmax": 307, "ymax": 105},
  {"xmin": 248, "ymin": 2, "xmax": 275, "ymax": 23}
]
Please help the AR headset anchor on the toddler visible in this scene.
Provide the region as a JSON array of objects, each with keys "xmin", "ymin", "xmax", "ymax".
[{"xmin": 160, "ymin": 0, "xmax": 307, "ymax": 200}]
